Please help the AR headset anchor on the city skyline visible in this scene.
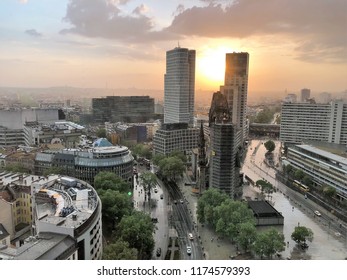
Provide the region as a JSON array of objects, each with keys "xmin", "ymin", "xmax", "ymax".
[{"xmin": 0, "ymin": 0, "xmax": 346, "ymax": 95}]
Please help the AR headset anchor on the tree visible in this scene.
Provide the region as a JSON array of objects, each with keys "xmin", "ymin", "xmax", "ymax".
[
  {"xmin": 139, "ymin": 171, "xmax": 157, "ymax": 210},
  {"xmin": 152, "ymin": 153, "xmax": 166, "ymax": 166},
  {"xmin": 253, "ymin": 228, "xmax": 285, "ymax": 259},
  {"xmin": 117, "ymin": 211, "xmax": 156, "ymax": 260},
  {"xmin": 256, "ymin": 179, "xmax": 275, "ymax": 200},
  {"xmin": 264, "ymin": 140, "xmax": 275, "ymax": 153},
  {"xmin": 159, "ymin": 157, "xmax": 185, "ymax": 180},
  {"xmin": 322, "ymin": 185, "xmax": 336, "ymax": 198},
  {"xmin": 236, "ymin": 222, "xmax": 258, "ymax": 252},
  {"xmin": 132, "ymin": 144, "xmax": 152, "ymax": 160},
  {"xmin": 294, "ymin": 169, "xmax": 305, "ymax": 181},
  {"xmin": 169, "ymin": 150, "xmax": 187, "ymax": 164},
  {"xmin": 291, "ymin": 226, "xmax": 314, "ymax": 247},
  {"xmin": 94, "ymin": 171, "xmax": 131, "ymax": 193},
  {"xmin": 302, "ymin": 175, "xmax": 313, "ymax": 187},
  {"xmin": 97, "ymin": 189, "xmax": 133, "ymax": 234},
  {"xmin": 197, "ymin": 188, "xmax": 229, "ymax": 224},
  {"xmin": 96, "ymin": 128, "xmax": 107, "ymax": 138},
  {"xmin": 43, "ymin": 166, "xmax": 64, "ymax": 176},
  {"xmin": 214, "ymin": 200, "xmax": 256, "ymax": 241},
  {"xmin": 4, "ymin": 163, "xmax": 29, "ymax": 173},
  {"xmin": 102, "ymin": 239, "xmax": 137, "ymax": 260}
]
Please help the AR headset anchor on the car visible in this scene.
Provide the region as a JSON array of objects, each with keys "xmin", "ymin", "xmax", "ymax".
[
  {"xmin": 188, "ymin": 233, "xmax": 193, "ymax": 240},
  {"xmin": 154, "ymin": 188, "xmax": 158, "ymax": 193},
  {"xmin": 186, "ymin": 246, "xmax": 192, "ymax": 255},
  {"xmin": 156, "ymin": 247, "xmax": 161, "ymax": 257},
  {"xmin": 314, "ymin": 210, "xmax": 322, "ymax": 216},
  {"xmin": 151, "ymin": 217, "xmax": 158, "ymax": 223},
  {"xmin": 160, "ymin": 194, "xmax": 163, "ymax": 199},
  {"xmin": 174, "ymin": 200, "xmax": 177, "ymax": 204},
  {"xmin": 180, "ymin": 199, "xmax": 184, "ymax": 204}
]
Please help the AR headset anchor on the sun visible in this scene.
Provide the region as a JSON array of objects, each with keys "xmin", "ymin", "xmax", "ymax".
[{"xmin": 197, "ymin": 46, "xmax": 233, "ymax": 89}]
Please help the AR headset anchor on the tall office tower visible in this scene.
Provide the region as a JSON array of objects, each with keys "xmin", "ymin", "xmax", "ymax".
[
  {"xmin": 221, "ymin": 52, "xmax": 249, "ymax": 140},
  {"xmin": 301, "ymin": 88, "xmax": 311, "ymax": 102},
  {"xmin": 164, "ymin": 47, "xmax": 196, "ymax": 126},
  {"xmin": 208, "ymin": 91, "xmax": 243, "ymax": 199}
]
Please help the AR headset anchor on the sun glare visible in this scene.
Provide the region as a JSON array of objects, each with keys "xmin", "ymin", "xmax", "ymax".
[{"xmin": 197, "ymin": 46, "xmax": 233, "ymax": 88}]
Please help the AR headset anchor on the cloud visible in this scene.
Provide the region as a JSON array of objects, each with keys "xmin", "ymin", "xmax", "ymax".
[
  {"xmin": 166, "ymin": 0, "xmax": 347, "ymax": 63},
  {"xmin": 59, "ymin": 0, "xmax": 347, "ymax": 63},
  {"xmin": 25, "ymin": 29, "xmax": 43, "ymax": 37},
  {"xmin": 60, "ymin": 0, "xmax": 178, "ymax": 43}
]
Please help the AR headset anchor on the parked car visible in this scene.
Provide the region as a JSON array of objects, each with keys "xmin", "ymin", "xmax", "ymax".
[
  {"xmin": 188, "ymin": 233, "xmax": 193, "ymax": 240},
  {"xmin": 186, "ymin": 246, "xmax": 192, "ymax": 255},
  {"xmin": 314, "ymin": 210, "xmax": 322, "ymax": 216}
]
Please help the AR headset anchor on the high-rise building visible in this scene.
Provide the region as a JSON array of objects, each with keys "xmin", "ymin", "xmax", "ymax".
[
  {"xmin": 164, "ymin": 47, "xmax": 195, "ymax": 126},
  {"xmin": 221, "ymin": 52, "xmax": 249, "ymax": 140},
  {"xmin": 300, "ymin": 88, "xmax": 311, "ymax": 102},
  {"xmin": 280, "ymin": 100, "xmax": 347, "ymax": 147},
  {"xmin": 208, "ymin": 92, "xmax": 243, "ymax": 199}
]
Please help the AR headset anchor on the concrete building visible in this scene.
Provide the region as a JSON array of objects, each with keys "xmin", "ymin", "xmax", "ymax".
[
  {"xmin": 286, "ymin": 144, "xmax": 347, "ymax": 202},
  {"xmin": 300, "ymin": 88, "xmax": 311, "ymax": 102},
  {"xmin": 92, "ymin": 96, "xmax": 155, "ymax": 124},
  {"xmin": 23, "ymin": 121, "xmax": 84, "ymax": 148},
  {"xmin": 283, "ymin": 93, "xmax": 297, "ymax": 103},
  {"xmin": 0, "ymin": 108, "xmax": 66, "ymax": 147},
  {"xmin": 208, "ymin": 92, "xmax": 243, "ymax": 199},
  {"xmin": 221, "ymin": 52, "xmax": 249, "ymax": 140},
  {"xmin": 153, "ymin": 123, "xmax": 199, "ymax": 156},
  {"xmin": 164, "ymin": 47, "xmax": 195, "ymax": 126},
  {"xmin": 0, "ymin": 173, "xmax": 103, "ymax": 260},
  {"xmin": 35, "ymin": 138, "xmax": 134, "ymax": 185},
  {"xmin": 280, "ymin": 100, "xmax": 347, "ymax": 147}
]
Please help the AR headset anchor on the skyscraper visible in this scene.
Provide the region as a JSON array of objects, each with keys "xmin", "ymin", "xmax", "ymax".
[
  {"xmin": 300, "ymin": 88, "xmax": 311, "ymax": 102},
  {"xmin": 164, "ymin": 47, "xmax": 196, "ymax": 126},
  {"xmin": 208, "ymin": 91, "xmax": 243, "ymax": 199},
  {"xmin": 220, "ymin": 52, "xmax": 249, "ymax": 140}
]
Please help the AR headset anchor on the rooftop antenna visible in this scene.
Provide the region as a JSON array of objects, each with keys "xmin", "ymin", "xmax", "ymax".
[{"xmin": 177, "ymin": 41, "xmax": 180, "ymax": 48}]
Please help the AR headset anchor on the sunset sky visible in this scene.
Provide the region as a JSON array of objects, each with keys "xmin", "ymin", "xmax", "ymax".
[{"xmin": 0, "ymin": 0, "xmax": 346, "ymax": 95}]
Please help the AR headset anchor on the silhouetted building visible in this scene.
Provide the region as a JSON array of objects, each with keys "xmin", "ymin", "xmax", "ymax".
[
  {"xmin": 208, "ymin": 92, "xmax": 243, "ymax": 198},
  {"xmin": 221, "ymin": 52, "xmax": 249, "ymax": 140}
]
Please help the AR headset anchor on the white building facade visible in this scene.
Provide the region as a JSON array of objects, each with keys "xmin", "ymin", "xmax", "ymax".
[{"xmin": 164, "ymin": 47, "xmax": 195, "ymax": 126}]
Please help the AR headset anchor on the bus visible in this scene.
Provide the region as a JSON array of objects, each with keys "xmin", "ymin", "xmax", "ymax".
[{"xmin": 293, "ymin": 180, "xmax": 310, "ymax": 192}]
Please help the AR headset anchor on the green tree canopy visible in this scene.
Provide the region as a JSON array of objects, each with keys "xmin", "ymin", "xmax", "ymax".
[
  {"xmin": 197, "ymin": 188, "xmax": 229, "ymax": 224},
  {"xmin": 264, "ymin": 140, "xmax": 275, "ymax": 153},
  {"xmin": 117, "ymin": 211, "xmax": 156, "ymax": 260},
  {"xmin": 169, "ymin": 150, "xmax": 187, "ymax": 164},
  {"xmin": 132, "ymin": 144, "xmax": 152, "ymax": 159},
  {"xmin": 96, "ymin": 128, "xmax": 107, "ymax": 138},
  {"xmin": 294, "ymin": 169, "xmax": 305, "ymax": 181},
  {"xmin": 102, "ymin": 239, "xmax": 138, "ymax": 260},
  {"xmin": 159, "ymin": 157, "xmax": 185, "ymax": 180},
  {"xmin": 291, "ymin": 226, "xmax": 314, "ymax": 246},
  {"xmin": 4, "ymin": 163, "xmax": 29, "ymax": 173},
  {"xmin": 253, "ymin": 228, "xmax": 285, "ymax": 259},
  {"xmin": 302, "ymin": 175, "xmax": 313, "ymax": 187},
  {"xmin": 152, "ymin": 153, "xmax": 166, "ymax": 166},
  {"xmin": 139, "ymin": 171, "xmax": 157, "ymax": 210},
  {"xmin": 214, "ymin": 200, "xmax": 256, "ymax": 240},
  {"xmin": 97, "ymin": 189, "xmax": 133, "ymax": 234},
  {"xmin": 43, "ymin": 166, "xmax": 65, "ymax": 177},
  {"xmin": 94, "ymin": 171, "xmax": 130, "ymax": 193},
  {"xmin": 236, "ymin": 222, "xmax": 258, "ymax": 252},
  {"xmin": 322, "ymin": 185, "xmax": 336, "ymax": 198}
]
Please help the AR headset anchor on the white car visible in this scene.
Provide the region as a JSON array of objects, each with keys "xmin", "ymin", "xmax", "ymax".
[
  {"xmin": 188, "ymin": 233, "xmax": 193, "ymax": 240},
  {"xmin": 186, "ymin": 246, "xmax": 192, "ymax": 255},
  {"xmin": 314, "ymin": 210, "xmax": 322, "ymax": 216}
]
